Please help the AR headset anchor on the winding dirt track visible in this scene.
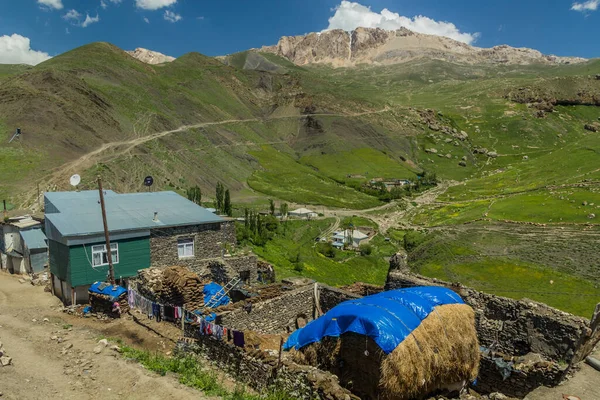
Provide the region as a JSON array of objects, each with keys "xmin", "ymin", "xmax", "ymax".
[{"xmin": 25, "ymin": 108, "xmax": 391, "ymax": 208}]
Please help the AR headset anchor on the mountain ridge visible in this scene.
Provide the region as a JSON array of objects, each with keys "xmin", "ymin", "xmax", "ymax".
[{"xmin": 259, "ymin": 27, "xmax": 588, "ymax": 67}]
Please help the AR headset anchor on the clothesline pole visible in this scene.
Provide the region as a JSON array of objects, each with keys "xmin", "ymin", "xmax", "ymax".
[
  {"xmin": 278, "ymin": 335, "xmax": 284, "ymax": 368},
  {"xmin": 181, "ymin": 306, "xmax": 185, "ymax": 331}
]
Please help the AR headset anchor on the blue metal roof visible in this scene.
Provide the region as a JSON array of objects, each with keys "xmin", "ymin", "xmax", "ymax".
[
  {"xmin": 44, "ymin": 190, "xmax": 224, "ymax": 238},
  {"xmin": 20, "ymin": 228, "xmax": 48, "ymax": 250}
]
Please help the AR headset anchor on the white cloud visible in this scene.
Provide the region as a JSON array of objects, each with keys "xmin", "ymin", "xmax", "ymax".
[
  {"xmin": 135, "ymin": 0, "xmax": 177, "ymax": 10},
  {"xmin": 81, "ymin": 14, "xmax": 100, "ymax": 28},
  {"xmin": 102, "ymin": 0, "xmax": 123, "ymax": 9},
  {"xmin": 144, "ymin": 17, "xmax": 150, "ymax": 24},
  {"xmin": 65, "ymin": 27, "xmax": 70, "ymax": 34},
  {"xmin": 0, "ymin": 34, "xmax": 51, "ymax": 65},
  {"xmin": 164, "ymin": 10, "xmax": 182, "ymax": 23},
  {"xmin": 326, "ymin": 1, "xmax": 479, "ymax": 45},
  {"xmin": 63, "ymin": 10, "xmax": 100, "ymax": 28},
  {"xmin": 62, "ymin": 9, "xmax": 81, "ymax": 21},
  {"xmin": 571, "ymin": 0, "xmax": 599, "ymax": 11},
  {"xmin": 37, "ymin": 0, "xmax": 63, "ymax": 10}
]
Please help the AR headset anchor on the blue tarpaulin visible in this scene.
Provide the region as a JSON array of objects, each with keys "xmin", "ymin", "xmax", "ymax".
[
  {"xmin": 88, "ymin": 282, "xmax": 127, "ymax": 301},
  {"xmin": 284, "ymin": 286, "xmax": 464, "ymax": 354},
  {"xmin": 203, "ymin": 283, "xmax": 231, "ymax": 308}
]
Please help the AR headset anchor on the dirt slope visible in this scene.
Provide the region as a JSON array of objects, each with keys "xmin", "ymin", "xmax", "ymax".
[{"xmin": 0, "ymin": 273, "xmax": 211, "ymax": 400}]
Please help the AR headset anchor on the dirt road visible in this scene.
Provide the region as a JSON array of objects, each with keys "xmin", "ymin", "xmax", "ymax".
[{"xmin": 0, "ymin": 273, "xmax": 211, "ymax": 400}]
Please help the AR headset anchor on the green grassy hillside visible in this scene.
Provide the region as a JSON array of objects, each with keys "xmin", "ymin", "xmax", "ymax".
[{"xmin": 1, "ymin": 43, "xmax": 599, "ymax": 316}]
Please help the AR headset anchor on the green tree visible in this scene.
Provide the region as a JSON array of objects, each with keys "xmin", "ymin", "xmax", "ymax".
[
  {"xmin": 186, "ymin": 186, "xmax": 202, "ymax": 205},
  {"xmin": 269, "ymin": 199, "xmax": 275, "ymax": 215},
  {"xmin": 215, "ymin": 182, "xmax": 224, "ymax": 213},
  {"xmin": 280, "ymin": 202, "xmax": 289, "ymax": 219},
  {"xmin": 244, "ymin": 208, "xmax": 249, "ymax": 228},
  {"xmin": 224, "ymin": 189, "xmax": 232, "ymax": 217},
  {"xmin": 292, "ymin": 253, "xmax": 304, "ymax": 272}
]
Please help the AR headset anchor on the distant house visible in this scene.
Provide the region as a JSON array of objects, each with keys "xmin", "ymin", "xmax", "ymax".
[
  {"xmin": 289, "ymin": 208, "xmax": 318, "ymax": 219},
  {"xmin": 0, "ymin": 215, "xmax": 48, "ymax": 275},
  {"xmin": 45, "ymin": 190, "xmax": 235, "ymax": 305},
  {"xmin": 332, "ymin": 229, "xmax": 369, "ymax": 248}
]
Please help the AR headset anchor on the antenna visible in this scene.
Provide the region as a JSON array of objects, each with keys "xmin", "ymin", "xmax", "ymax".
[{"xmin": 69, "ymin": 174, "xmax": 81, "ymax": 188}]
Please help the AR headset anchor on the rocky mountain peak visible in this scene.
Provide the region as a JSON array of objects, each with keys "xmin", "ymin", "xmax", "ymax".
[
  {"xmin": 260, "ymin": 27, "xmax": 587, "ymax": 67},
  {"xmin": 127, "ymin": 48, "xmax": 175, "ymax": 65}
]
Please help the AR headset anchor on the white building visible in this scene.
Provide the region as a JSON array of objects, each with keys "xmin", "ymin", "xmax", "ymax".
[
  {"xmin": 289, "ymin": 208, "xmax": 318, "ymax": 219},
  {"xmin": 332, "ymin": 229, "xmax": 369, "ymax": 248}
]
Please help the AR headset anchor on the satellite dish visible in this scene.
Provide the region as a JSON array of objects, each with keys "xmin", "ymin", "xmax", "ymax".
[
  {"xmin": 69, "ymin": 174, "xmax": 81, "ymax": 187},
  {"xmin": 143, "ymin": 176, "xmax": 154, "ymax": 187}
]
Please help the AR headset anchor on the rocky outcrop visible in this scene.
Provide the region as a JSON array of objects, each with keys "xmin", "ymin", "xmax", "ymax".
[
  {"xmin": 260, "ymin": 27, "xmax": 587, "ymax": 67},
  {"xmin": 127, "ymin": 48, "xmax": 175, "ymax": 64}
]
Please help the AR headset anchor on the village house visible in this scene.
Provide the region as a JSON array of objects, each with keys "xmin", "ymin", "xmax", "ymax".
[
  {"xmin": 332, "ymin": 229, "xmax": 369, "ymax": 248},
  {"xmin": 289, "ymin": 207, "xmax": 318, "ymax": 219},
  {"xmin": 45, "ymin": 190, "xmax": 235, "ymax": 305},
  {"xmin": 0, "ymin": 215, "xmax": 48, "ymax": 275}
]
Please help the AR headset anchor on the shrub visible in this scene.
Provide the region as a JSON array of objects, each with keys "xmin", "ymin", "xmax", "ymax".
[{"xmin": 359, "ymin": 243, "xmax": 373, "ymax": 256}]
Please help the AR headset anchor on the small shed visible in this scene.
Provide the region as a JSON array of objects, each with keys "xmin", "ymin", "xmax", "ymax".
[
  {"xmin": 0, "ymin": 216, "xmax": 47, "ymax": 275},
  {"xmin": 289, "ymin": 208, "xmax": 318, "ymax": 219},
  {"xmin": 20, "ymin": 229, "xmax": 49, "ymax": 273}
]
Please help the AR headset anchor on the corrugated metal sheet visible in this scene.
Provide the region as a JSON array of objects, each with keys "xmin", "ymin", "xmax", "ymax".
[
  {"xmin": 30, "ymin": 251, "xmax": 48, "ymax": 273},
  {"xmin": 44, "ymin": 191, "xmax": 223, "ymax": 239},
  {"xmin": 20, "ymin": 228, "xmax": 48, "ymax": 250},
  {"xmin": 49, "ymin": 240, "xmax": 70, "ymax": 283},
  {"xmin": 69, "ymin": 237, "xmax": 150, "ymax": 287}
]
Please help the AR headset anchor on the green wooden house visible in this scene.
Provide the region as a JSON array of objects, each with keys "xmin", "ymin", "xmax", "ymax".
[{"xmin": 45, "ymin": 190, "xmax": 225, "ymax": 305}]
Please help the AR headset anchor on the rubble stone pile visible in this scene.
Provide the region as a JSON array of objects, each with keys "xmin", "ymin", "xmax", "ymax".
[
  {"xmin": 137, "ymin": 266, "xmax": 206, "ymax": 310},
  {"xmin": 0, "ymin": 341, "xmax": 12, "ymax": 367}
]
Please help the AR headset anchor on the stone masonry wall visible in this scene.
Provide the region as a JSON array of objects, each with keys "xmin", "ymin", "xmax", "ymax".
[
  {"xmin": 386, "ymin": 270, "xmax": 600, "ymax": 398},
  {"xmin": 319, "ymin": 285, "xmax": 361, "ymax": 312},
  {"xmin": 176, "ymin": 337, "xmax": 355, "ymax": 399},
  {"xmin": 219, "ymin": 285, "xmax": 315, "ymax": 333},
  {"xmin": 185, "ymin": 256, "xmax": 259, "ymax": 285},
  {"xmin": 150, "ymin": 221, "xmax": 236, "ymax": 270}
]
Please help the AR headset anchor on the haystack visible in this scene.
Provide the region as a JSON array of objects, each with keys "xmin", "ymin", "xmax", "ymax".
[{"xmin": 286, "ymin": 288, "xmax": 479, "ymax": 400}]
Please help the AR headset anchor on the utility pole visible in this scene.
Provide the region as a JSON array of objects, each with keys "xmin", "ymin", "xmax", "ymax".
[
  {"xmin": 37, "ymin": 183, "xmax": 41, "ymax": 211},
  {"xmin": 97, "ymin": 177, "xmax": 115, "ymax": 285}
]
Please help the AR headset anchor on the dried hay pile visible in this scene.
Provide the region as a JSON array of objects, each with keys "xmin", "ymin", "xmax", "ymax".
[
  {"xmin": 137, "ymin": 266, "xmax": 206, "ymax": 310},
  {"xmin": 295, "ymin": 303, "xmax": 479, "ymax": 400}
]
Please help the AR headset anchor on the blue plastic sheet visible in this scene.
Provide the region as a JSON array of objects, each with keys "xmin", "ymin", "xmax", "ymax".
[
  {"xmin": 88, "ymin": 282, "xmax": 127, "ymax": 301},
  {"xmin": 203, "ymin": 283, "xmax": 231, "ymax": 308},
  {"xmin": 284, "ymin": 286, "xmax": 464, "ymax": 354}
]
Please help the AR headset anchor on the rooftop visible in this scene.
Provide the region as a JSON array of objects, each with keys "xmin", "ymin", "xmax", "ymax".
[
  {"xmin": 2, "ymin": 215, "xmax": 41, "ymax": 229},
  {"xmin": 45, "ymin": 190, "xmax": 224, "ymax": 238},
  {"xmin": 20, "ymin": 228, "xmax": 48, "ymax": 250}
]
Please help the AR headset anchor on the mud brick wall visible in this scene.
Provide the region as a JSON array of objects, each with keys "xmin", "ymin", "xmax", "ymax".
[
  {"xmin": 176, "ymin": 338, "xmax": 353, "ymax": 400},
  {"xmin": 220, "ymin": 285, "xmax": 315, "ymax": 333},
  {"xmin": 150, "ymin": 221, "xmax": 236, "ymax": 269},
  {"xmin": 386, "ymin": 270, "xmax": 600, "ymax": 397},
  {"xmin": 318, "ymin": 285, "xmax": 361, "ymax": 312}
]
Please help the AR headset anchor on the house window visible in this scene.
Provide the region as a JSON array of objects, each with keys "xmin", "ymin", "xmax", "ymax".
[
  {"xmin": 91, "ymin": 243, "xmax": 119, "ymax": 267},
  {"xmin": 178, "ymin": 238, "xmax": 194, "ymax": 258}
]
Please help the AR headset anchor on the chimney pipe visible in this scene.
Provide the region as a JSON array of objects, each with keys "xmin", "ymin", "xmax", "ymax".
[
  {"xmin": 3, "ymin": 200, "xmax": 7, "ymax": 221},
  {"xmin": 153, "ymin": 212, "xmax": 158, "ymax": 222}
]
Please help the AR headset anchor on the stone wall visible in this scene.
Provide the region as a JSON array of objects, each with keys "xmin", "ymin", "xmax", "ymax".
[
  {"xmin": 386, "ymin": 270, "xmax": 600, "ymax": 398},
  {"xmin": 220, "ymin": 285, "xmax": 315, "ymax": 333},
  {"xmin": 319, "ymin": 285, "xmax": 361, "ymax": 312},
  {"xmin": 150, "ymin": 221, "xmax": 236, "ymax": 269},
  {"xmin": 176, "ymin": 337, "xmax": 355, "ymax": 399}
]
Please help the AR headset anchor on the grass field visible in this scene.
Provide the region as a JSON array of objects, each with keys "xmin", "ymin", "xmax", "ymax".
[
  {"xmin": 300, "ymin": 148, "xmax": 417, "ymax": 182},
  {"xmin": 405, "ymin": 225, "xmax": 600, "ymax": 317},
  {"xmin": 251, "ymin": 219, "xmax": 398, "ymax": 286},
  {"xmin": 248, "ymin": 146, "xmax": 381, "ymax": 209},
  {"xmin": 418, "ymin": 258, "xmax": 600, "ymax": 318}
]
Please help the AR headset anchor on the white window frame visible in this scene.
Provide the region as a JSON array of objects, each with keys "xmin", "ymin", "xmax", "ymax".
[
  {"xmin": 91, "ymin": 243, "xmax": 119, "ymax": 267},
  {"xmin": 177, "ymin": 238, "xmax": 194, "ymax": 259}
]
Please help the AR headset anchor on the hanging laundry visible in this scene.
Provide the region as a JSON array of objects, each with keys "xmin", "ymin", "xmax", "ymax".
[{"xmin": 233, "ymin": 331, "xmax": 245, "ymax": 348}]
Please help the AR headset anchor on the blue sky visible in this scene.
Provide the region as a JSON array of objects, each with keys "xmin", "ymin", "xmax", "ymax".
[{"xmin": 0, "ymin": 0, "xmax": 598, "ymax": 65}]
